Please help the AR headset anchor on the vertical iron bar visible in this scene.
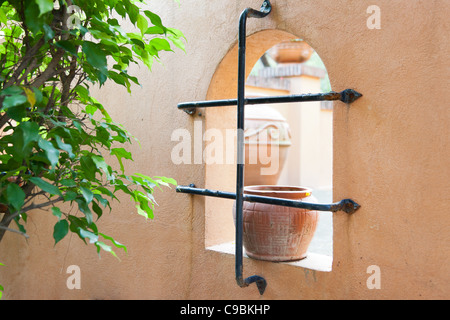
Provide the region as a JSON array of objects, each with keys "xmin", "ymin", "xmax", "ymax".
[
  {"xmin": 235, "ymin": 1, "xmax": 271, "ymax": 295},
  {"xmin": 235, "ymin": 6, "xmax": 246, "ymax": 290}
]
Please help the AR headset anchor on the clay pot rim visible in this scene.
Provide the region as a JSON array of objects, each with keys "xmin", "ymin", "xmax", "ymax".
[{"xmin": 243, "ymin": 185, "xmax": 312, "ymax": 198}]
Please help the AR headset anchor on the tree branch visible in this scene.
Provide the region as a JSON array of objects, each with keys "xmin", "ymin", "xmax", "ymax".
[
  {"xmin": 0, "ymin": 196, "xmax": 64, "ymax": 235},
  {"xmin": 4, "ymin": 37, "xmax": 46, "ymax": 88},
  {"xmin": 21, "ymin": 196, "xmax": 64, "ymax": 214},
  {"xmin": 30, "ymin": 49, "xmax": 66, "ymax": 88}
]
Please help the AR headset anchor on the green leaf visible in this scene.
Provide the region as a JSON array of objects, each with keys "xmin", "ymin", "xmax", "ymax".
[
  {"xmin": 80, "ymin": 186, "xmax": 94, "ymax": 204},
  {"xmin": 25, "ymin": 2, "xmax": 45, "ymax": 33},
  {"xmin": 144, "ymin": 10, "xmax": 165, "ymax": 31},
  {"xmin": 78, "ymin": 228, "xmax": 98, "ymax": 244},
  {"xmin": 96, "ymin": 103, "xmax": 112, "ymax": 122},
  {"xmin": 136, "ymin": 204, "xmax": 153, "ymax": 220},
  {"xmin": 20, "ymin": 122, "xmax": 40, "ymax": 147},
  {"xmin": 150, "ymin": 38, "xmax": 172, "ymax": 52},
  {"xmin": 95, "ymin": 241, "xmax": 117, "ymax": 258},
  {"xmin": 36, "ymin": 0, "xmax": 54, "ymax": 16},
  {"xmin": 52, "ymin": 207, "xmax": 62, "ymax": 221},
  {"xmin": 75, "ymin": 198, "xmax": 93, "ymax": 224},
  {"xmin": 2, "ymin": 94, "xmax": 27, "ymax": 110},
  {"xmin": 138, "ymin": 195, "xmax": 153, "ymax": 213},
  {"xmin": 14, "ymin": 216, "xmax": 26, "ymax": 234},
  {"xmin": 123, "ymin": 0, "xmax": 139, "ymax": 25},
  {"xmin": 38, "ymin": 138, "xmax": 60, "ymax": 167},
  {"xmin": 85, "ymin": 104, "xmax": 97, "ymax": 116},
  {"xmin": 110, "ymin": 147, "xmax": 133, "ymax": 173},
  {"xmin": 95, "ymin": 187, "xmax": 114, "ymax": 200},
  {"xmin": 145, "ymin": 26, "xmax": 165, "ymax": 35},
  {"xmin": 74, "ymin": 85, "xmax": 90, "ymax": 100},
  {"xmin": 55, "ymin": 136, "xmax": 74, "ymax": 158},
  {"xmin": 82, "ymin": 41, "xmax": 108, "ymax": 75},
  {"xmin": 9, "ymin": 122, "xmax": 40, "ymax": 158},
  {"xmin": 91, "ymin": 200, "xmax": 103, "ymax": 218},
  {"xmin": 6, "ymin": 104, "xmax": 27, "ymax": 121},
  {"xmin": 133, "ymin": 172, "xmax": 155, "ymax": 181},
  {"xmin": 136, "ymin": 48, "xmax": 153, "ymax": 69},
  {"xmin": 92, "ymin": 155, "xmax": 112, "ymax": 178},
  {"xmin": 99, "ymin": 233, "xmax": 127, "ymax": 253},
  {"xmin": 6, "ymin": 183, "xmax": 25, "ymax": 211},
  {"xmin": 1, "ymin": 86, "xmax": 23, "ymax": 96},
  {"xmin": 68, "ymin": 216, "xmax": 86, "ymax": 243},
  {"xmin": 155, "ymin": 176, "xmax": 177, "ymax": 186},
  {"xmin": 53, "ymin": 219, "xmax": 69, "ymax": 245},
  {"xmin": 114, "ymin": 2, "xmax": 126, "ymax": 17},
  {"xmin": 108, "ymin": 70, "xmax": 126, "ymax": 87},
  {"xmin": 29, "ymin": 177, "xmax": 62, "ymax": 196},
  {"xmin": 129, "ymin": 36, "xmax": 145, "ymax": 49},
  {"xmin": 169, "ymin": 38, "xmax": 185, "ymax": 52},
  {"xmin": 55, "ymin": 40, "xmax": 78, "ymax": 56},
  {"xmin": 79, "ymin": 156, "xmax": 97, "ymax": 181},
  {"xmin": 63, "ymin": 190, "xmax": 78, "ymax": 201},
  {"xmin": 0, "ymin": 8, "xmax": 7, "ymax": 25},
  {"xmin": 60, "ymin": 179, "xmax": 76, "ymax": 187},
  {"xmin": 136, "ymin": 14, "xmax": 148, "ymax": 36},
  {"xmin": 43, "ymin": 23, "xmax": 55, "ymax": 40}
]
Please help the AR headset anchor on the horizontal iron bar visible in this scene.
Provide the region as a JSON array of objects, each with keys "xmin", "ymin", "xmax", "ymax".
[
  {"xmin": 178, "ymin": 89, "xmax": 362, "ymax": 114},
  {"xmin": 176, "ymin": 185, "xmax": 361, "ymax": 214}
]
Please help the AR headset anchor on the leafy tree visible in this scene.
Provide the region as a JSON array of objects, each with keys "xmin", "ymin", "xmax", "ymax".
[{"xmin": 0, "ymin": 0, "xmax": 185, "ymax": 297}]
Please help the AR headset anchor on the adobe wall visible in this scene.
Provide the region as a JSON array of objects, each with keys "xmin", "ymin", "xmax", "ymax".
[{"xmin": 0, "ymin": 0, "xmax": 448, "ymax": 299}]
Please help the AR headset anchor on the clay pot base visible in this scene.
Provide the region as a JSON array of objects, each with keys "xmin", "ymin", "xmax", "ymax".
[{"xmin": 245, "ymin": 251, "xmax": 308, "ymax": 262}]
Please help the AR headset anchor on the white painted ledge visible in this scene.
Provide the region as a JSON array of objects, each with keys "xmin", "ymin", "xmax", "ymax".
[{"xmin": 206, "ymin": 241, "xmax": 332, "ymax": 272}]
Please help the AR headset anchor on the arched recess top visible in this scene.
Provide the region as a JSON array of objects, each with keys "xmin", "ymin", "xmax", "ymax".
[{"xmin": 206, "ymin": 29, "xmax": 298, "ymax": 101}]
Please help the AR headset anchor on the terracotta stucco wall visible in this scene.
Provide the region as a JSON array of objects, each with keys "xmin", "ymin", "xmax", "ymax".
[{"xmin": 0, "ymin": 0, "xmax": 448, "ymax": 299}]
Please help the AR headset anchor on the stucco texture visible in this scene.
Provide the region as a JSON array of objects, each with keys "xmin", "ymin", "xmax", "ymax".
[{"xmin": 0, "ymin": 0, "xmax": 448, "ymax": 299}]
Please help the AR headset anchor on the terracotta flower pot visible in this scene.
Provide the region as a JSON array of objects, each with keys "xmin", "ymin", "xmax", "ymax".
[
  {"xmin": 233, "ymin": 186, "xmax": 319, "ymax": 262},
  {"xmin": 244, "ymin": 105, "xmax": 291, "ymax": 186},
  {"xmin": 269, "ymin": 40, "xmax": 314, "ymax": 64}
]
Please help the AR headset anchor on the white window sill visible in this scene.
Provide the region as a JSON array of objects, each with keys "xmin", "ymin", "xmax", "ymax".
[{"xmin": 207, "ymin": 241, "xmax": 332, "ymax": 272}]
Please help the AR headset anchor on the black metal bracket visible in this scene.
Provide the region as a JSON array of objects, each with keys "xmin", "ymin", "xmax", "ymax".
[{"xmin": 175, "ymin": 0, "xmax": 362, "ymax": 295}]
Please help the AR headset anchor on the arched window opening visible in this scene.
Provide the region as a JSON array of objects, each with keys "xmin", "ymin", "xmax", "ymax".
[{"xmin": 203, "ymin": 31, "xmax": 334, "ymax": 271}]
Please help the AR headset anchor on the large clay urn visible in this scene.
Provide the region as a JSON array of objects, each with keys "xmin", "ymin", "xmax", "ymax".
[
  {"xmin": 233, "ymin": 185, "xmax": 319, "ymax": 262},
  {"xmin": 244, "ymin": 105, "xmax": 291, "ymax": 186},
  {"xmin": 269, "ymin": 40, "xmax": 314, "ymax": 64}
]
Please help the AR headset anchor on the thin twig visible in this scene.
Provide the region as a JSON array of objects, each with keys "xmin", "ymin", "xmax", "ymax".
[{"xmin": 0, "ymin": 225, "xmax": 29, "ymax": 238}]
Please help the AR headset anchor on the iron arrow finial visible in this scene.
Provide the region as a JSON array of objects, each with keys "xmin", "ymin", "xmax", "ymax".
[{"xmin": 340, "ymin": 89, "xmax": 363, "ymax": 104}]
